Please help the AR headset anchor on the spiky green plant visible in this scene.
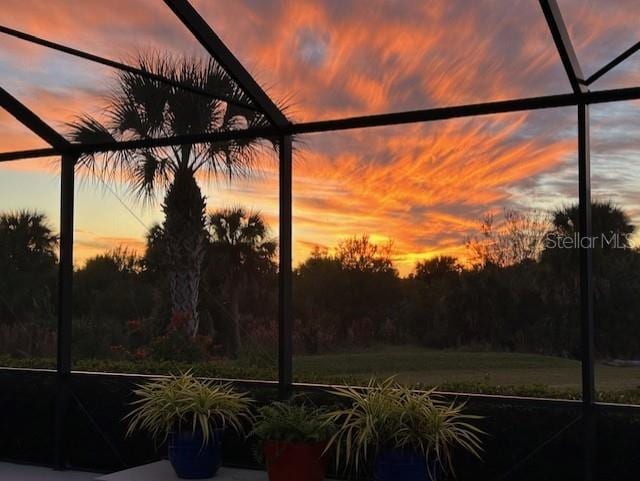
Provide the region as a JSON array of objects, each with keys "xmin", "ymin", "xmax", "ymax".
[
  {"xmin": 393, "ymin": 385, "xmax": 484, "ymax": 475},
  {"xmin": 125, "ymin": 372, "xmax": 253, "ymax": 445},
  {"xmin": 252, "ymin": 402, "xmax": 334, "ymax": 444},
  {"xmin": 325, "ymin": 378, "xmax": 484, "ymax": 476}
]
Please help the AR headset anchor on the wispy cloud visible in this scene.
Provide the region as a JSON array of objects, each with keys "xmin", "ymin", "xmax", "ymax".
[{"xmin": 0, "ymin": 0, "xmax": 638, "ymax": 274}]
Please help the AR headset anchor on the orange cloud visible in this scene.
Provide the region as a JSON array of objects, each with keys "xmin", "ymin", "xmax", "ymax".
[
  {"xmin": 287, "ymin": 109, "xmax": 576, "ymax": 274},
  {"xmin": 0, "ymin": 1, "xmax": 637, "ymax": 276},
  {"xmin": 0, "ymin": 108, "xmax": 49, "ymax": 153}
]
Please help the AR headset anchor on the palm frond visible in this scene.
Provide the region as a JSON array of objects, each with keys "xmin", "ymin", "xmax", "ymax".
[
  {"xmin": 67, "ymin": 51, "xmax": 273, "ymax": 204},
  {"xmin": 66, "ymin": 115, "xmax": 125, "ymax": 181}
]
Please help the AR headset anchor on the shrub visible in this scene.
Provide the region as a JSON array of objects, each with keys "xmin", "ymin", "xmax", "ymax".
[
  {"xmin": 148, "ymin": 331, "xmax": 211, "ymax": 362},
  {"xmin": 0, "ymin": 323, "xmax": 56, "ymax": 358}
]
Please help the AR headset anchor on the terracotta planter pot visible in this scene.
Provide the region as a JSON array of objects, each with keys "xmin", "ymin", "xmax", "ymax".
[{"xmin": 263, "ymin": 440, "xmax": 326, "ymax": 481}]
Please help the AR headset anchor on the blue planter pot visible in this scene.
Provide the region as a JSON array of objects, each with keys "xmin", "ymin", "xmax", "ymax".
[
  {"xmin": 168, "ymin": 429, "xmax": 222, "ymax": 479},
  {"xmin": 373, "ymin": 449, "xmax": 438, "ymax": 481}
]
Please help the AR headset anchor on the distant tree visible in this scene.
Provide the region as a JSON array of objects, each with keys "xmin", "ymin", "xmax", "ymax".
[
  {"xmin": 413, "ymin": 256, "xmax": 461, "ymax": 284},
  {"xmin": 294, "ymin": 247, "xmax": 344, "ymax": 353},
  {"xmin": 0, "ymin": 210, "xmax": 57, "ymax": 263},
  {"xmin": 542, "ymin": 201, "xmax": 635, "ymax": 275},
  {"xmin": 336, "ymin": 235, "xmax": 396, "ymax": 274},
  {"xmin": 81, "ymin": 247, "xmax": 142, "ymax": 277},
  {"xmin": 73, "ymin": 247, "xmax": 155, "ymax": 358},
  {"xmin": 543, "ymin": 201, "xmax": 639, "ymax": 358},
  {"xmin": 68, "ymin": 53, "xmax": 270, "ymax": 338},
  {"xmin": 467, "ymin": 209, "xmax": 550, "ymax": 267},
  {"xmin": 548, "ymin": 201, "xmax": 634, "ymax": 248},
  {"xmin": 294, "ymin": 246, "xmax": 344, "ymax": 314},
  {"xmin": 293, "ymin": 237, "xmax": 400, "ymax": 349},
  {"xmin": 0, "ymin": 210, "xmax": 58, "ymax": 324},
  {"xmin": 142, "ymin": 224, "xmax": 167, "ymax": 278},
  {"xmin": 207, "ymin": 208, "xmax": 276, "ymax": 358}
]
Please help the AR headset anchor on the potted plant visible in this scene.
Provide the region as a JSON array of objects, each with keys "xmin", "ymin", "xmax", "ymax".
[
  {"xmin": 326, "ymin": 378, "xmax": 484, "ymax": 481},
  {"xmin": 125, "ymin": 372, "xmax": 253, "ymax": 479},
  {"xmin": 252, "ymin": 401, "xmax": 334, "ymax": 481}
]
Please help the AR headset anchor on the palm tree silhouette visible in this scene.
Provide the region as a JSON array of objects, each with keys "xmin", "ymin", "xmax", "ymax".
[
  {"xmin": 207, "ymin": 208, "xmax": 276, "ymax": 358},
  {"xmin": 0, "ymin": 210, "xmax": 58, "ymax": 323},
  {"xmin": 0, "ymin": 210, "xmax": 58, "ymax": 260},
  {"xmin": 551, "ymin": 201, "xmax": 634, "ymax": 247},
  {"xmin": 68, "ymin": 54, "xmax": 271, "ymax": 337}
]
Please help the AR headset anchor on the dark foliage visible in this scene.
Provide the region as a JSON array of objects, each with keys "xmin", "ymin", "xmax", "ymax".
[
  {"xmin": 0, "ymin": 211, "xmax": 58, "ymax": 358},
  {"xmin": 4, "ymin": 201, "xmax": 640, "ymax": 365}
]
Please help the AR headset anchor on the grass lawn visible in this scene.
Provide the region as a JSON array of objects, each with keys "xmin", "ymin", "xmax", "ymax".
[
  {"xmin": 293, "ymin": 346, "xmax": 640, "ymax": 393},
  {"xmin": 4, "ymin": 346, "xmax": 639, "ymax": 401}
]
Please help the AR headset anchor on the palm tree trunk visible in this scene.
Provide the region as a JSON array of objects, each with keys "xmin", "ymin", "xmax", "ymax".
[{"xmin": 163, "ymin": 169, "xmax": 206, "ymax": 338}]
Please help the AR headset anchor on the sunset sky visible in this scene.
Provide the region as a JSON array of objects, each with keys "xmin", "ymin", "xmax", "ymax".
[{"xmin": 1, "ymin": 0, "xmax": 639, "ymax": 275}]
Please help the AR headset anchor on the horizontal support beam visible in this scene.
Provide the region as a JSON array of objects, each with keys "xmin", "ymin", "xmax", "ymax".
[
  {"xmin": 291, "ymin": 91, "xmax": 580, "ymax": 134},
  {"xmin": 2, "ymin": 85, "xmax": 640, "ymax": 163},
  {"xmin": 67, "ymin": 127, "xmax": 280, "ymax": 157},
  {"xmin": 288, "ymin": 87, "xmax": 640, "ymax": 135},
  {"xmin": 0, "ymin": 25, "xmax": 257, "ymax": 112},
  {"xmin": 586, "ymin": 40, "xmax": 640, "ymax": 85},
  {"xmin": 0, "ymin": 128, "xmax": 283, "ymax": 163},
  {"xmin": 2, "ymin": 366, "xmax": 640, "ymax": 411},
  {"xmin": 0, "ymin": 147, "xmax": 62, "ymax": 162}
]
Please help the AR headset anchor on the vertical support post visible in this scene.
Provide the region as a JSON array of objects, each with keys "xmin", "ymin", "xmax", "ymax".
[
  {"xmin": 55, "ymin": 153, "xmax": 76, "ymax": 469},
  {"xmin": 578, "ymin": 103, "xmax": 596, "ymax": 481},
  {"xmin": 278, "ymin": 135, "xmax": 293, "ymax": 399}
]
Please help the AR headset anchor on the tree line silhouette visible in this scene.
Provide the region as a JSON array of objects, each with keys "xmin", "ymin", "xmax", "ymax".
[
  {"xmin": 1, "ymin": 200, "xmax": 639, "ymax": 363},
  {"xmin": 293, "ymin": 202, "xmax": 640, "ymax": 360}
]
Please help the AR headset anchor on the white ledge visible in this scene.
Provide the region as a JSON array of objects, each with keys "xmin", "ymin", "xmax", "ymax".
[{"xmin": 96, "ymin": 461, "xmax": 266, "ymax": 481}]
